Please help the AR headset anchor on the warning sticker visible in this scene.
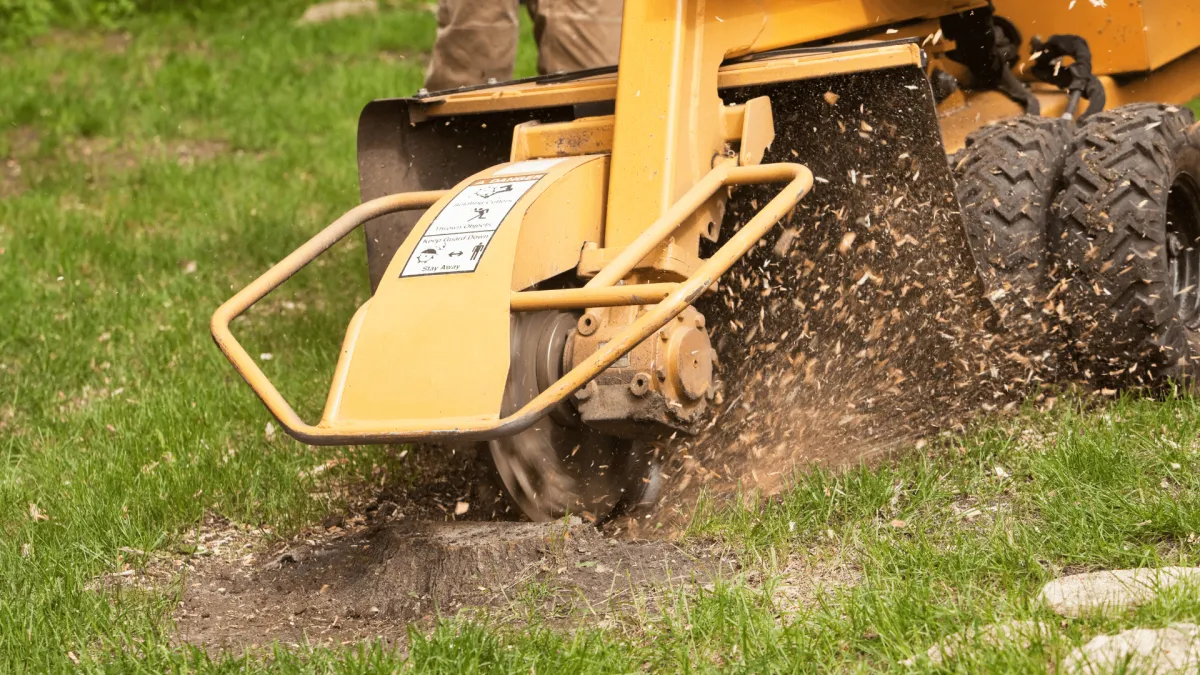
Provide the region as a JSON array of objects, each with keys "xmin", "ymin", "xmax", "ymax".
[{"xmin": 400, "ymin": 175, "xmax": 542, "ymax": 278}]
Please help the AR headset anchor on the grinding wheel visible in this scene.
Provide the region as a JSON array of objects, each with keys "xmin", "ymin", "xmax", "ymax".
[{"xmin": 484, "ymin": 310, "xmax": 661, "ymax": 522}]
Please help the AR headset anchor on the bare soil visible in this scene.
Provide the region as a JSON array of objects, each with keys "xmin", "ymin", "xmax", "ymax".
[
  {"xmin": 30, "ymin": 30, "xmax": 133, "ymax": 54},
  {"xmin": 1, "ymin": 125, "xmax": 230, "ymax": 200},
  {"xmin": 0, "ymin": 126, "xmax": 40, "ymax": 199},
  {"xmin": 175, "ymin": 515, "xmax": 728, "ymax": 651},
  {"xmin": 168, "ymin": 448, "xmax": 727, "ymax": 652}
]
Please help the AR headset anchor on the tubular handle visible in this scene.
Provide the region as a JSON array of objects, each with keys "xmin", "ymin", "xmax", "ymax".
[{"xmin": 211, "ymin": 191, "xmax": 448, "ymax": 442}]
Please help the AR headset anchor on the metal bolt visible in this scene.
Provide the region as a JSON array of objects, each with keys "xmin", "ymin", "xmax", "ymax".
[
  {"xmin": 629, "ymin": 373, "xmax": 652, "ymax": 397},
  {"xmin": 575, "ymin": 381, "xmax": 597, "ymax": 401},
  {"xmin": 577, "ymin": 313, "xmax": 599, "ymax": 336}
]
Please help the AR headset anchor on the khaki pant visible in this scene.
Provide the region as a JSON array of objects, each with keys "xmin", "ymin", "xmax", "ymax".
[{"xmin": 425, "ymin": 0, "xmax": 624, "ymax": 92}]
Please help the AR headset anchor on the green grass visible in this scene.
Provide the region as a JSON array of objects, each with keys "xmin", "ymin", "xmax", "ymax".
[{"xmin": 2, "ymin": 5, "xmax": 1200, "ymax": 672}]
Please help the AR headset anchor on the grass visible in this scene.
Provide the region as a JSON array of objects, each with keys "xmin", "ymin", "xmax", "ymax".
[{"xmin": 2, "ymin": 4, "xmax": 1200, "ymax": 672}]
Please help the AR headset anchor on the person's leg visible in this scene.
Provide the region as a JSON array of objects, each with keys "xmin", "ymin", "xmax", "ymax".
[
  {"xmin": 425, "ymin": 0, "xmax": 522, "ymax": 91},
  {"xmin": 527, "ymin": 0, "xmax": 623, "ymax": 76}
]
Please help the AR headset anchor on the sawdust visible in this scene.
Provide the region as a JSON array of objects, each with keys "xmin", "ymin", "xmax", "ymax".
[
  {"xmin": 85, "ymin": 513, "xmax": 264, "ymax": 594},
  {"xmin": 627, "ymin": 67, "xmax": 1058, "ymax": 535}
]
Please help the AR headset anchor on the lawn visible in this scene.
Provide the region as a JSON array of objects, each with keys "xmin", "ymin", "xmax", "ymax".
[{"xmin": 4, "ymin": 4, "xmax": 1200, "ymax": 672}]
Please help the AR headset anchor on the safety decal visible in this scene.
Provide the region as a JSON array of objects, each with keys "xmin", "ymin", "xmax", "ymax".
[{"xmin": 399, "ymin": 175, "xmax": 542, "ymax": 278}]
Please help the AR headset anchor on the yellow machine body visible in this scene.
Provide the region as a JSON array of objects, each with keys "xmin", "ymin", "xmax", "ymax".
[
  {"xmin": 999, "ymin": 0, "xmax": 1200, "ymax": 75},
  {"xmin": 937, "ymin": 1, "xmax": 1200, "ymax": 149},
  {"xmin": 214, "ymin": 0, "xmax": 1200, "ymax": 449},
  {"xmin": 327, "ymin": 157, "xmax": 607, "ymax": 429}
]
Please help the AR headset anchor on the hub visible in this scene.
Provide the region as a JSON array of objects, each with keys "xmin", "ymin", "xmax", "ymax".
[{"xmin": 567, "ymin": 305, "xmax": 720, "ymax": 439}]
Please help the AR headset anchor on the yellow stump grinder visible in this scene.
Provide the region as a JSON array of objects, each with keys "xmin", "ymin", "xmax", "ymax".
[{"xmin": 214, "ymin": 1, "xmax": 1200, "ymax": 521}]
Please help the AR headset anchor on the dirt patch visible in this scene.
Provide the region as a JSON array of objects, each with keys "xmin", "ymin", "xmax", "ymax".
[
  {"xmin": 0, "ymin": 405, "xmax": 15, "ymax": 430},
  {"xmin": 67, "ymin": 137, "xmax": 230, "ymax": 173},
  {"xmin": 172, "ymin": 447, "xmax": 729, "ymax": 652},
  {"xmin": 175, "ymin": 515, "xmax": 728, "ymax": 651},
  {"xmin": 5, "ymin": 126, "xmax": 40, "ymax": 159},
  {"xmin": 2, "ymin": 126, "xmax": 230, "ymax": 198},
  {"xmin": 771, "ymin": 550, "xmax": 864, "ymax": 616},
  {"xmin": 1, "ymin": 159, "xmax": 23, "ymax": 199},
  {"xmin": 31, "ymin": 30, "xmax": 132, "ymax": 54},
  {"xmin": 0, "ymin": 126, "xmax": 39, "ymax": 199}
]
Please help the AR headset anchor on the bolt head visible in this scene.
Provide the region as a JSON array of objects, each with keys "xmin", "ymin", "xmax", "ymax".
[
  {"xmin": 577, "ymin": 313, "xmax": 599, "ymax": 336},
  {"xmin": 629, "ymin": 372, "xmax": 652, "ymax": 397},
  {"xmin": 574, "ymin": 381, "xmax": 598, "ymax": 401}
]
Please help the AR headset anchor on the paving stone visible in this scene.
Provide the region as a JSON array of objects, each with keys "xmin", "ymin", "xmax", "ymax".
[
  {"xmin": 297, "ymin": 0, "xmax": 378, "ymax": 25},
  {"xmin": 1063, "ymin": 624, "xmax": 1200, "ymax": 674},
  {"xmin": 1039, "ymin": 568, "xmax": 1200, "ymax": 618}
]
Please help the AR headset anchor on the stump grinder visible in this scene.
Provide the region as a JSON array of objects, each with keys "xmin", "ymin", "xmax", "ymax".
[{"xmin": 214, "ymin": 1, "xmax": 1200, "ymax": 521}]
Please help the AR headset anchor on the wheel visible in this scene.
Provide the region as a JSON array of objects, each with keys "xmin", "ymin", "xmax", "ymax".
[
  {"xmin": 1050, "ymin": 104, "xmax": 1200, "ymax": 386},
  {"xmin": 954, "ymin": 115, "xmax": 1072, "ymax": 352},
  {"xmin": 482, "ymin": 310, "xmax": 661, "ymax": 522}
]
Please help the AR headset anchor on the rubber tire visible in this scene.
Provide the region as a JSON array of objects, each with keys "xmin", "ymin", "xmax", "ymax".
[
  {"xmin": 1050, "ymin": 103, "xmax": 1200, "ymax": 386},
  {"xmin": 954, "ymin": 115, "xmax": 1072, "ymax": 348}
]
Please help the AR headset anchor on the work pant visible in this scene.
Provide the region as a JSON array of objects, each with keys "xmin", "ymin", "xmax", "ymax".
[{"xmin": 425, "ymin": 0, "xmax": 624, "ymax": 91}]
